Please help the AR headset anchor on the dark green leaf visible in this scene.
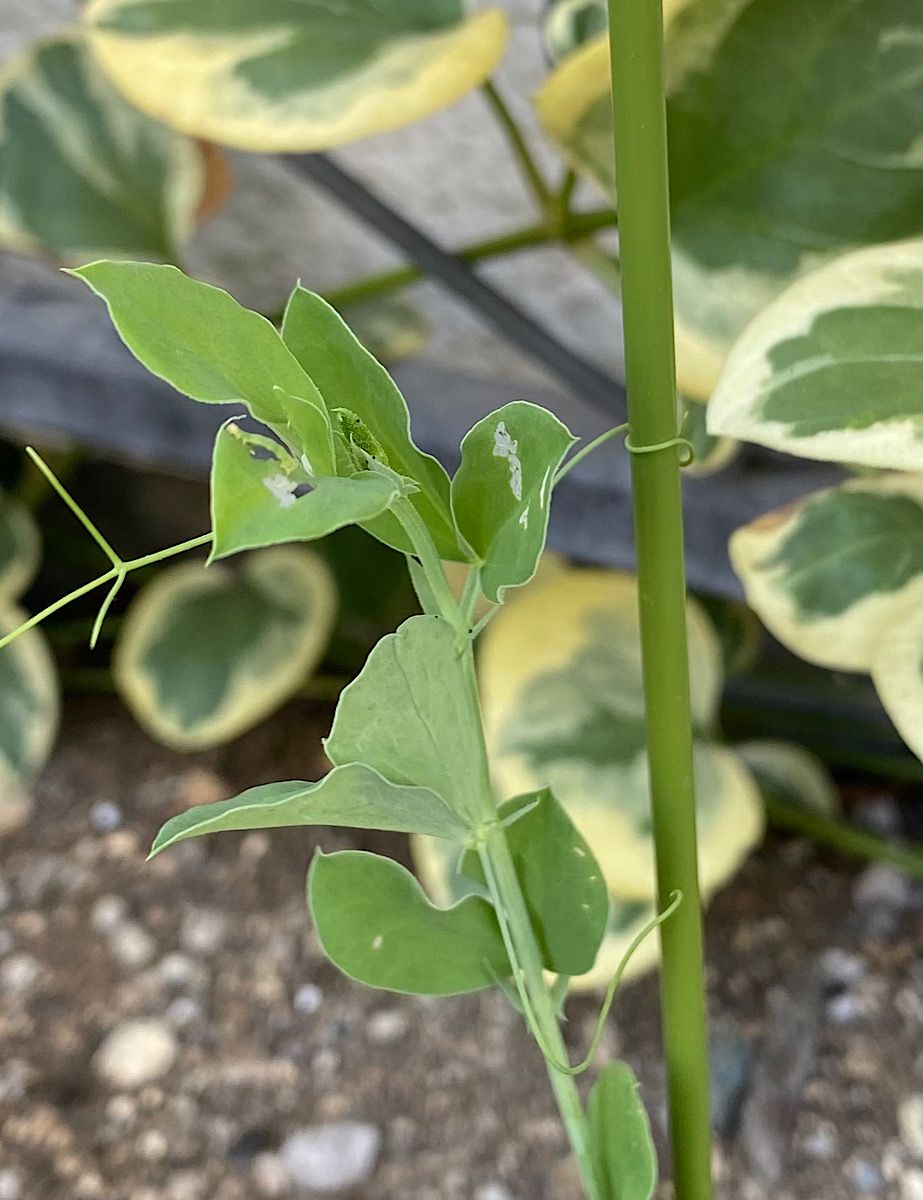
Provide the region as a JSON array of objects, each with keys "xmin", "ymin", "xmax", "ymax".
[{"xmin": 308, "ymin": 849, "xmax": 509, "ymax": 995}]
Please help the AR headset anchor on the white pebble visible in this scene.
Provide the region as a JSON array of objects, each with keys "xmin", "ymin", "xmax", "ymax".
[
  {"xmin": 0, "ymin": 1168, "xmax": 22, "ymax": 1200},
  {"xmin": 94, "ymin": 1019, "xmax": 178, "ymax": 1089},
  {"xmin": 900, "ymin": 1096, "xmax": 923, "ymax": 1159},
  {"xmin": 280, "ymin": 1122, "xmax": 381, "ymax": 1193},
  {"xmin": 89, "ymin": 801, "xmax": 123, "ymax": 833},
  {"xmin": 109, "ymin": 922, "xmax": 156, "ymax": 970},
  {"xmin": 252, "ymin": 1153, "xmax": 290, "ymax": 1198},
  {"xmin": 476, "ymin": 1186, "xmax": 514, "ymax": 1200},
  {"xmin": 91, "ymin": 896, "xmax": 128, "ymax": 934},
  {"xmin": 181, "ymin": 909, "xmax": 228, "ymax": 957},
  {"xmin": 367, "ymin": 1009, "xmax": 409, "ymax": 1044},
  {"xmin": 902, "ymin": 1170, "xmax": 923, "ymax": 1200},
  {"xmin": 0, "ymin": 954, "xmax": 40, "ymax": 995},
  {"xmin": 293, "ymin": 984, "xmax": 323, "ymax": 1015},
  {"xmin": 854, "ymin": 865, "xmax": 911, "ymax": 909}
]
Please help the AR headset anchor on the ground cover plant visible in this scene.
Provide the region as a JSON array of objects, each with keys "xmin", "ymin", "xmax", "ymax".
[{"xmin": 1, "ymin": 0, "xmax": 921, "ymax": 1197}]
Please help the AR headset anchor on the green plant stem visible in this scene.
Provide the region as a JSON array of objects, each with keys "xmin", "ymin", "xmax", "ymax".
[
  {"xmin": 605, "ymin": 2, "xmax": 714, "ymax": 1198},
  {"xmin": 765, "ymin": 796, "xmax": 923, "ymax": 880},
  {"xmin": 481, "ymin": 79, "xmax": 552, "ymax": 207},
  {"xmin": 322, "ymin": 209, "xmax": 618, "ymax": 309}
]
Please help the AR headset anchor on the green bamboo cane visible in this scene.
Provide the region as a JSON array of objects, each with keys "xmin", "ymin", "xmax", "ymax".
[{"xmin": 605, "ymin": 2, "xmax": 715, "ymax": 1197}]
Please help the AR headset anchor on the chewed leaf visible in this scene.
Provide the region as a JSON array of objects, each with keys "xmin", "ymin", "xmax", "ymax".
[
  {"xmin": 709, "ymin": 240, "xmax": 923, "ymax": 469},
  {"xmin": 0, "ymin": 608, "xmax": 59, "ymax": 786},
  {"xmin": 151, "ymin": 762, "xmax": 469, "ymax": 856},
  {"xmin": 451, "ymin": 402, "xmax": 575, "ymax": 603},
  {"xmin": 83, "ymin": 0, "xmax": 508, "ymax": 152},
  {"xmin": 461, "ymin": 789, "xmax": 609, "ymax": 976},
  {"xmin": 537, "ymin": 0, "xmax": 923, "ymax": 399},
  {"xmin": 0, "ymin": 490, "xmax": 41, "ymax": 606},
  {"xmin": 737, "ymin": 739, "xmax": 841, "ymax": 818},
  {"xmin": 479, "ymin": 567, "xmax": 765, "ymax": 901},
  {"xmin": 282, "ymin": 287, "xmax": 459, "ymax": 559},
  {"xmin": 309, "ymin": 850, "xmax": 509, "ymax": 996},
  {"xmin": 210, "ymin": 421, "xmax": 400, "ymax": 561},
  {"xmin": 871, "ymin": 590, "xmax": 923, "ymax": 761},
  {"xmin": 587, "ymin": 1061, "xmax": 657, "ymax": 1200},
  {"xmin": 0, "ymin": 33, "xmax": 204, "ymax": 262},
  {"xmin": 114, "ymin": 547, "xmax": 336, "ymax": 750},
  {"xmin": 412, "ymin": 832, "xmax": 660, "ymax": 991},
  {"xmin": 70, "ymin": 262, "xmax": 330, "ymax": 441},
  {"xmin": 326, "ymin": 615, "xmax": 486, "ymax": 829},
  {"xmin": 730, "ymin": 474, "xmax": 923, "ymax": 672}
]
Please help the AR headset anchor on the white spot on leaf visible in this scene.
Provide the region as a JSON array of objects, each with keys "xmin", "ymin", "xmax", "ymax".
[
  {"xmin": 263, "ymin": 474, "xmax": 296, "ymax": 508},
  {"xmin": 371, "ymin": 935, "xmax": 384, "ymax": 952},
  {"xmin": 493, "ymin": 420, "xmax": 523, "ymax": 501}
]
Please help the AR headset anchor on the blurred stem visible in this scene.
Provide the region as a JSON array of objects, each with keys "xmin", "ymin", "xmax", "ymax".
[
  {"xmin": 322, "ymin": 208, "xmax": 618, "ymax": 309},
  {"xmin": 481, "ymin": 79, "xmax": 552, "ymax": 207},
  {"xmin": 765, "ymin": 796, "xmax": 923, "ymax": 880}
]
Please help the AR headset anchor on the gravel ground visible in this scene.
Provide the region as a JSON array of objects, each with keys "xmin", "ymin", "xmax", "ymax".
[{"xmin": 1, "ymin": 700, "xmax": 921, "ymax": 1200}]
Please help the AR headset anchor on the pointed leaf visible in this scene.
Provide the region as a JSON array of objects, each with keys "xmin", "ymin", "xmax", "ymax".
[
  {"xmin": 282, "ymin": 287, "xmax": 460, "ymax": 559},
  {"xmin": 0, "ymin": 34, "xmax": 204, "ymax": 262},
  {"xmin": 730, "ymin": 474, "xmax": 923, "ymax": 673},
  {"xmin": 151, "ymin": 762, "xmax": 468, "ymax": 856},
  {"xmin": 70, "ymin": 262, "xmax": 334, "ymax": 464},
  {"xmin": 308, "ymin": 850, "xmax": 508, "ymax": 996},
  {"xmin": 709, "ymin": 240, "xmax": 923, "ymax": 470},
  {"xmin": 461, "ymin": 789, "xmax": 609, "ymax": 976},
  {"xmin": 114, "ymin": 547, "xmax": 336, "ymax": 749},
  {"xmin": 210, "ymin": 421, "xmax": 400, "ymax": 561},
  {"xmin": 326, "ymin": 614, "xmax": 486, "ymax": 828},
  {"xmin": 84, "ymin": 0, "xmax": 508, "ymax": 152},
  {"xmin": 451, "ymin": 402, "xmax": 575, "ymax": 602},
  {"xmin": 587, "ymin": 1061, "xmax": 657, "ymax": 1200}
]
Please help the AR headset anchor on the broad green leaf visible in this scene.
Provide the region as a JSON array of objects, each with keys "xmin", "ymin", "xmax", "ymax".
[
  {"xmin": 71, "ymin": 263, "xmax": 334, "ymax": 465},
  {"xmin": 114, "ymin": 546, "xmax": 336, "ymax": 749},
  {"xmin": 870, "ymin": 589, "xmax": 923, "ymax": 761},
  {"xmin": 681, "ymin": 400, "xmax": 738, "ymax": 478},
  {"xmin": 210, "ymin": 421, "xmax": 400, "ymax": 561},
  {"xmin": 587, "ymin": 1061, "xmax": 657, "ymax": 1200},
  {"xmin": 537, "ymin": 0, "xmax": 923, "ymax": 399},
  {"xmin": 308, "ymin": 849, "xmax": 508, "ymax": 995},
  {"xmin": 282, "ymin": 287, "xmax": 460, "ymax": 559},
  {"xmin": 0, "ymin": 34, "xmax": 204, "ymax": 262},
  {"xmin": 325, "ymin": 615, "xmax": 487, "ymax": 829},
  {"xmin": 83, "ymin": 0, "xmax": 508, "ymax": 152},
  {"xmin": 709, "ymin": 241, "xmax": 923, "ymax": 470},
  {"xmin": 151, "ymin": 761, "xmax": 469, "ymax": 856},
  {"xmin": 460, "ymin": 789, "xmax": 609, "ymax": 976},
  {"xmin": 730, "ymin": 474, "xmax": 923, "ymax": 673},
  {"xmin": 736, "ymin": 739, "xmax": 840, "ymax": 818},
  {"xmin": 0, "ymin": 608, "xmax": 59, "ymax": 785},
  {"xmin": 451, "ymin": 402, "xmax": 575, "ymax": 602},
  {"xmin": 412, "ymin": 832, "xmax": 660, "ymax": 991},
  {"xmin": 0, "ymin": 491, "xmax": 41, "ymax": 605},
  {"xmin": 480, "ymin": 567, "xmax": 764, "ymax": 901}
]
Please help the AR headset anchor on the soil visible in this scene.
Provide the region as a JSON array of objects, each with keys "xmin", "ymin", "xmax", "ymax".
[{"xmin": 1, "ymin": 699, "xmax": 921, "ymax": 1200}]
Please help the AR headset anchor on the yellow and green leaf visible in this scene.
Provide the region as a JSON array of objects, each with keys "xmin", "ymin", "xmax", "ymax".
[
  {"xmin": 730, "ymin": 474, "xmax": 923, "ymax": 674},
  {"xmin": 709, "ymin": 240, "xmax": 923, "ymax": 470},
  {"xmin": 870, "ymin": 588, "xmax": 923, "ymax": 761},
  {"xmin": 0, "ymin": 490, "xmax": 41, "ymax": 606},
  {"xmin": 0, "ymin": 607, "xmax": 60, "ymax": 787},
  {"xmin": 83, "ymin": 0, "xmax": 509, "ymax": 152},
  {"xmin": 536, "ymin": 0, "xmax": 923, "ymax": 400},
  {"xmin": 113, "ymin": 546, "xmax": 336, "ymax": 750},
  {"xmin": 0, "ymin": 33, "xmax": 204, "ymax": 262}
]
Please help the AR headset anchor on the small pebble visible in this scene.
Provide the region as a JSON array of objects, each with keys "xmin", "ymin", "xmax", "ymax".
[
  {"xmin": 293, "ymin": 984, "xmax": 323, "ymax": 1015},
  {"xmin": 854, "ymin": 866, "xmax": 912, "ymax": 909},
  {"xmin": 109, "ymin": 922, "xmax": 157, "ymax": 970},
  {"xmin": 848, "ymin": 1158, "xmax": 884, "ymax": 1193},
  {"xmin": 181, "ymin": 909, "xmax": 228, "ymax": 957},
  {"xmin": 367, "ymin": 1009, "xmax": 409, "ymax": 1044},
  {"xmin": 902, "ymin": 1170, "xmax": 923, "ymax": 1200},
  {"xmin": 252, "ymin": 1152, "xmax": 290, "ymax": 1198},
  {"xmin": 94, "ymin": 1019, "xmax": 178, "ymax": 1088},
  {"xmin": 900, "ymin": 1096, "xmax": 923, "ymax": 1159},
  {"xmin": 89, "ymin": 801, "xmax": 123, "ymax": 833},
  {"xmin": 828, "ymin": 993, "xmax": 864, "ymax": 1025},
  {"xmin": 0, "ymin": 1169, "xmax": 22, "ymax": 1200},
  {"xmin": 476, "ymin": 1186, "xmax": 514, "ymax": 1200},
  {"xmin": 280, "ymin": 1122, "xmax": 381, "ymax": 1193},
  {"xmin": 91, "ymin": 896, "xmax": 128, "ymax": 934},
  {"xmin": 0, "ymin": 953, "xmax": 40, "ymax": 996}
]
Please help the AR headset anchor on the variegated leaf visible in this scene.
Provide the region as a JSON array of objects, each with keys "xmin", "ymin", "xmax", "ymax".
[
  {"xmin": 83, "ymin": 0, "xmax": 508, "ymax": 152},
  {"xmin": 681, "ymin": 399, "xmax": 738, "ymax": 477},
  {"xmin": 544, "ymin": 0, "xmax": 607, "ymax": 64},
  {"xmin": 536, "ymin": 0, "xmax": 923, "ymax": 399},
  {"xmin": 0, "ymin": 490, "xmax": 41, "ymax": 606},
  {"xmin": 478, "ymin": 567, "xmax": 764, "ymax": 903},
  {"xmin": 114, "ymin": 547, "xmax": 336, "ymax": 749},
  {"xmin": 0, "ymin": 34, "xmax": 204, "ymax": 262},
  {"xmin": 870, "ymin": 588, "xmax": 923, "ymax": 761},
  {"xmin": 0, "ymin": 607, "xmax": 60, "ymax": 787},
  {"xmin": 730, "ymin": 474, "xmax": 923, "ymax": 673},
  {"xmin": 736, "ymin": 739, "xmax": 841, "ymax": 817},
  {"xmin": 708, "ymin": 240, "xmax": 923, "ymax": 470}
]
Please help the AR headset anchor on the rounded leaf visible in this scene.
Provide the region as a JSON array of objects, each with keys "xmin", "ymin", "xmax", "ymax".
[
  {"xmin": 83, "ymin": 0, "xmax": 509, "ymax": 152},
  {"xmin": 730, "ymin": 474, "xmax": 923, "ymax": 673},
  {"xmin": 709, "ymin": 240, "xmax": 923, "ymax": 470},
  {"xmin": 0, "ymin": 491, "xmax": 41, "ymax": 606},
  {"xmin": 114, "ymin": 547, "xmax": 336, "ymax": 749},
  {"xmin": 736, "ymin": 739, "xmax": 841, "ymax": 817},
  {"xmin": 0, "ymin": 607, "xmax": 60, "ymax": 785},
  {"xmin": 0, "ymin": 34, "xmax": 204, "ymax": 262},
  {"xmin": 587, "ymin": 1061, "xmax": 657, "ymax": 1200},
  {"xmin": 870, "ymin": 589, "xmax": 923, "ymax": 761}
]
